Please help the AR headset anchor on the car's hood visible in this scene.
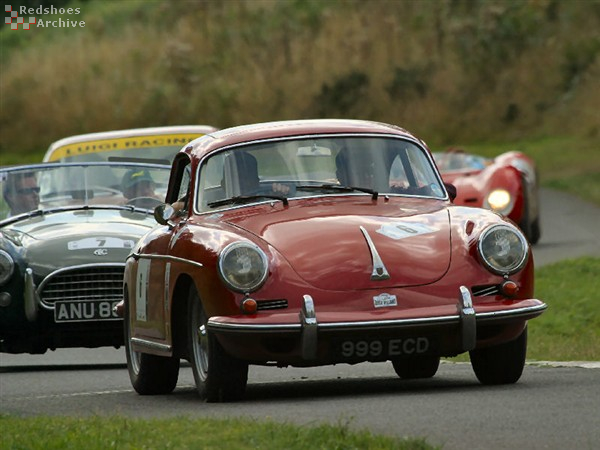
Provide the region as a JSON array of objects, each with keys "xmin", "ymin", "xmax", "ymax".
[
  {"xmin": 1, "ymin": 209, "xmax": 155, "ymax": 276},
  {"xmin": 226, "ymin": 198, "xmax": 451, "ymax": 290}
]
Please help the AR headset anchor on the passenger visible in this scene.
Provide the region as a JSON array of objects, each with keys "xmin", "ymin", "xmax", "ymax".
[
  {"xmin": 335, "ymin": 147, "xmax": 375, "ymax": 189},
  {"xmin": 223, "ymin": 152, "xmax": 291, "ymax": 196},
  {"xmin": 121, "ymin": 168, "xmax": 159, "ymax": 201},
  {"xmin": 2, "ymin": 171, "xmax": 40, "ymax": 216}
]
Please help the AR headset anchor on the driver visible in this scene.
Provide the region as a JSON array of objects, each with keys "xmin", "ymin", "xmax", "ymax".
[
  {"xmin": 2, "ymin": 171, "xmax": 40, "ymax": 216},
  {"xmin": 121, "ymin": 168, "xmax": 159, "ymax": 201}
]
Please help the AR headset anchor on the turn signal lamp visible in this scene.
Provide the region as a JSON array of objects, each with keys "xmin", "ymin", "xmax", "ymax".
[
  {"xmin": 241, "ymin": 297, "xmax": 258, "ymax": 314},
  {"xmin": 501, "ymin": 280, "xmax": 519, "ymax": 297}
]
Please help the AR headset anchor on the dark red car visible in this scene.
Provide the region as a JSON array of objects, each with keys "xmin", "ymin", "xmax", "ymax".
[
  {"xmin": 433, "ymin": 148, "xmax": 541, "ymax": 244},
  {"xmin": 122, "ymin": 120, "xmax": 547, "ymax": 401}
]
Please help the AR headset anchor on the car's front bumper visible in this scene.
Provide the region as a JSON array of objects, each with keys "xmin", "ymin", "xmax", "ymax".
[{"xmin": 207, "ymin": 286, "xmax": 547, "ymax": 366}]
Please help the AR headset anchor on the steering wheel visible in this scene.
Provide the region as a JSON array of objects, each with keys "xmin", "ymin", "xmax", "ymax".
[{"xmin": 125, "ymin": 196, "xmax": 163, "ymax": 209}]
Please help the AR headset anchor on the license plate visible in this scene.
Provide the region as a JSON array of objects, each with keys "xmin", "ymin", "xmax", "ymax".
[
  {"xmin": 335, "ymin": 337, "xmax": 432, "ymax": 360},
  {"xmin": 54, "ymin": 300, "xmax": 121, "ymax": 323}
]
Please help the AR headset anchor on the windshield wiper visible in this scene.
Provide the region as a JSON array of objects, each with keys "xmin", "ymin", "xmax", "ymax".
[
  {"xmin": 296, "ymin": 184, "xmax": 378, "ymax": 200},
  {"xmin": 208, "ymin": 194, "xmax": 288, "ymax": 208}
]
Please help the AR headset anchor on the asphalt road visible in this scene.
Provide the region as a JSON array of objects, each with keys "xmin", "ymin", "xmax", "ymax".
[
  {"xmin": 532, "ymin": 188, "xmax": 600, "ymax": 266},
  {"xmin": 1, "ymin": 357, "xmax": 599, "ymax": 449},
  {"xmin": 1, "ymin": 188, "xmax": 599, "ymax": 449}
]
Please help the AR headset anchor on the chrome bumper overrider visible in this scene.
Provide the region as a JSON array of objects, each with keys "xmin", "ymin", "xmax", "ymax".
[
  {"xmin": 24, "ymin": 268, "xmax": 39, "ymax": 322},
  {"xmin": 207, "ymin": 286, "xmax": 548, "ymax": 360}
]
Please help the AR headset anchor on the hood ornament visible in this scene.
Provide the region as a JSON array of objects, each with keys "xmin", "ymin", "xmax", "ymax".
[{"xmin": 360, "ymin": 226, "xmax": 390, "ymax": 281}]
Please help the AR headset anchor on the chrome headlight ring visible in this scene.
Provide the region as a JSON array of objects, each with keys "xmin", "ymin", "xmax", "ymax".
[
  {"xmin": 477, "ymin": 224, "xmax": 528, "ymax": 275},
  {"xmin": 218, "ymin": 241, "xmax": 269, "ymax": 293},
  {"xmin": 0, "ymin": 249, "xmax": 15, "ymax": 286}
]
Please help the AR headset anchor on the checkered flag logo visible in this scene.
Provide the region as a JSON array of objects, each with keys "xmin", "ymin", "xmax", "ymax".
[{"xmin": 5, "ymin": 5, "xmax": 36, "ymax": 30}]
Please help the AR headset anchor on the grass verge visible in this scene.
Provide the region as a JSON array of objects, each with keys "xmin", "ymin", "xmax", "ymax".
[
  {"xmin": 527, "ymin": 256, "xmax": 600, "ymax": 361},
  {"xmin": 0, "ymin": 415, "xmax": 436, "ymax": 450}
]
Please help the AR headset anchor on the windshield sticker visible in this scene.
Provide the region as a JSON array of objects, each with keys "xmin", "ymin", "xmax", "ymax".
[
  {"xmin": 68, "ymin": 237, "xmax": 135, "ymax": 250},
  {"xmin": 49, "ymin": 134, "xmax": 204, "ymax": 160},
  {"xmin": 376, "ymin": 222, "xmax": 437, "ymax": 240}
]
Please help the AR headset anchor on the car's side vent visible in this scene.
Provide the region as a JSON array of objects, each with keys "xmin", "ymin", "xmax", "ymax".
[
  {"xmin": 256, "ymin": 299, "xmax": 288, "ymax": 310},
  {"xmin": 471, "ymin": 284, "xmax": 501, "ymax": 297}
]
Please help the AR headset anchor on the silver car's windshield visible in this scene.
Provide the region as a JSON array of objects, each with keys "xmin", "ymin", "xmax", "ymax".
[
  {"xmin": 197, "ymin": 136, "xmax": 446, "ymax": 212},
  {"xmin": 0, "ymin": 162, "xmax": 170, "ymax": 221}
]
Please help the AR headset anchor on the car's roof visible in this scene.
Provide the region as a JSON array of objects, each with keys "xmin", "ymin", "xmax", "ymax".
[
  {"xmin": 187, "ymin": 119, "xmax": 420, "ymax": 158},
  {"xmin": 44, "ymin": 125, "xmax": 219, "ymax": 160}
]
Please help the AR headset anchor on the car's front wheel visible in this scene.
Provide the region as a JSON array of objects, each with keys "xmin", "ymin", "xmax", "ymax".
[
  {"xmin": 124, "ymin": 293, "xmax": 180, "ymax": 395},
  {"xmin": 391, "ymin": 355, "xmax": 440, "ymax": 379},
  {"xmin": 469, "ymin": 327, "xmax": 527, "ymax": 385},
  {"xmin": 187, "ymin": 285, "xmax": 248, "ymax": 402}
]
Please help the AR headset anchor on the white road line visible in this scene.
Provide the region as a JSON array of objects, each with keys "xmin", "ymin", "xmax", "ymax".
[{"xmin": 527, "ymin": 361, "xmax": 600, "ymax": 369}]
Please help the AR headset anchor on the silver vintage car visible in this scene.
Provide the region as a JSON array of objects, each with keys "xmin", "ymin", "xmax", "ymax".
[{"xmin": 0, "ymin": 161, "xmax": 170, "ymax": 354}]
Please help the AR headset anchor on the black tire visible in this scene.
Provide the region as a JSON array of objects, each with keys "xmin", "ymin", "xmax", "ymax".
[
  {"xmin": 391, "ymin": 355, "xmax": 440, "ymax": 379},
  {"xmin": 124, "ymin": 294, "xmax": 180, "ymax": 395},
  {"xmin": 187, "ymin": 285, "xmax": 248, "ymax": 402},
  {"xmin": 470, "ymin": 327, "xmax": 528, "ymax": 385}
]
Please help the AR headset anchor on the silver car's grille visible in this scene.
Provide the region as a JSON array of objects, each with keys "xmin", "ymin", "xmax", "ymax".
[{"xmin": 40, "ymin": 266, "xmax": 124, "ymax": 305}]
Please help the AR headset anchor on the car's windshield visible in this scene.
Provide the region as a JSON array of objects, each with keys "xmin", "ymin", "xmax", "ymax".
[
  {"xmin": 197, "ymin": 136, "xmax": 446, "ymax": 212},
  {"xmin": 433, "ymin": 151, "xmax": 491, "ymax": 172},
  {"xmin": 0, "ymin": 162, "xmax": 170, "ymax": 221}
]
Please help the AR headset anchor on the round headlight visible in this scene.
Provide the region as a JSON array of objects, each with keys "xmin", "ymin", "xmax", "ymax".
[
  {"xmin": 0, "ymin": 250, "xmax": 15, "ymax": 286},
  {"xmin": 478, "ymin": 224, "xmax": 528, "ymax": 275},
  {"xmin": 218, "ymin": 242, "xmax": 268, "ymax": 293},
  {"xmin": 486, "ymin": 189, "xmax": 513, "ymax": 215}
]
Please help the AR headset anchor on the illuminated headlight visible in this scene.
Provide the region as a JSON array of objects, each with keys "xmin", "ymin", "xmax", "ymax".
[
  {"xmin": 478, "ymin": 224, "xmax": 528, "ymax": 275},
  {"xmin": 218, "ymin": 242, "xmax": 268, "ymax": 293},
  {"xmin": 485, "ymin": 189, "xmax": 513, "ymax": 215},
  {"xmin": 0, "ymin": 250, "xmax": 15, "ymax": 286}
]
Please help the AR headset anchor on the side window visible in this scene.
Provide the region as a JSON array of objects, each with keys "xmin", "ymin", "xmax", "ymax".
[
  {"xmin": 177, "ymin": 165, "xmax": 191, "ymax": 202},
  {"xmin": 197, "ymin": 152, "xmax": 227, "ymax": 211},
  {"xmin": 166, "ymin": 154, "xmax": 192, "ymax": 209},
  {"xmin": 173, "ymin": 163, "xmax": 191, "ymax": 212}
]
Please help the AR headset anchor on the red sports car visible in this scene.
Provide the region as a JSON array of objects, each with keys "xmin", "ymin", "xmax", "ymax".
[
  {"xmin": 121, "ymin": 120, "xmax": 547, "ymax": 402},
  {"xmin": 433, "ymin": 149, "xmax": 541, "ymax": 244}
]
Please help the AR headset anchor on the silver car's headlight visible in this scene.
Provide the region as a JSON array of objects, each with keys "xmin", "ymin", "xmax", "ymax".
[
  {"xmin": 0, "ymin": 250, "xmax": 15, "ymax": 286},
  {"xmin": 478, "ymin": 224, "xmax": 528, "ymax": 275},
  {"xmin": 485, "ymin": 189, "xmax": 513, "ymax": 215},
  {"xmin": 218, "ymin": 242, "xmax": 268, "ymax": 293}
]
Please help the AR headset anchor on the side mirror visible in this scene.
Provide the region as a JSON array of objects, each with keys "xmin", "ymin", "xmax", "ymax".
[
  {"xmin": 444, "ymin": 183, "xmax": 457, "ymax": 202},
  {"xmin": 154, "ymin": 204, "xmax": 175, "ymax": 225}
]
